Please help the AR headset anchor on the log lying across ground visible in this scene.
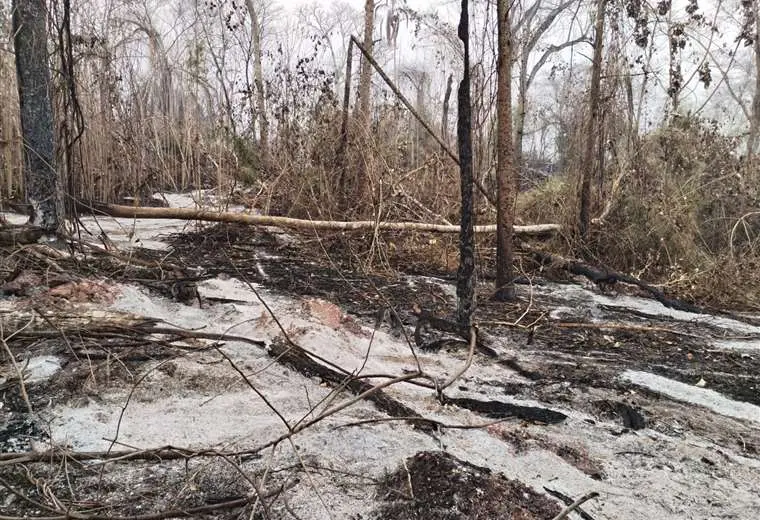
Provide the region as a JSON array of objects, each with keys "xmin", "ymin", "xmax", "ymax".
[
  {"xmin": 77, "ymin": 201, "xmax": 561, "ymax": 237},
  {"xmin": 0, "ymin": 224, "xmax": 45, "ymax": 246},
  {"xmin": 530, "ymin": 250, "xmax": 704, "ymax": 314}
]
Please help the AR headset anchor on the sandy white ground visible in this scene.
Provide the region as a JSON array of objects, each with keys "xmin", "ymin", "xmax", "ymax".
[{"xmin": 6, "ymin": 193, "xmax": 760, "ymax": 519}]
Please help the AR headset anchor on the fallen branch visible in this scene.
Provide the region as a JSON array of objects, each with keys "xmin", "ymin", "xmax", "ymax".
[
  {"xmin": 547, "ymin": 489, "xmax": 600, "ymax": 520},
  {"xmin": 0, "ymin": 309, "xmax": 157, "ymax": 337},
  {"xmin": 268, "ymin": 337, "xmax": 434, "ymax": 430},
  {"xmin": 0, "ymin": 224, "xmax": 44, "ymax": 246},
  {"xmin": 77, "ymin": 200, "xmax": 561, "ymax": 237},
  {"xmin": 530, "ymin": 250, "xmax": 704, "ymax": 313},
  {"xmin": 555, "ymin": 321, "xmax": 701, "ymax": 338}
]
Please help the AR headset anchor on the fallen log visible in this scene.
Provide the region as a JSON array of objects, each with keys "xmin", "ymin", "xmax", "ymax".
[
  {"xmin": 0, "ymin": 308, "xmax": 157, "ymax": 337},
  {"xmin": 0, "ymin": 224, "xmax": 44, "ymax": 246},
  {"xmin": 267, "ymin": 336, "xmax": 435, "ymax": 432},
  {"xmin": 529, "ymin": 250, "xmax": 704, "ymax": 314},
  {"xmin": 76, "ymin": 200, "xmax": 561, "ymax": 237}
]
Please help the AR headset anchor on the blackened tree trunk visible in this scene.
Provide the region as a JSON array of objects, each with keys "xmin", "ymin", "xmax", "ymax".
[
  {"xmin": 13, "ymin": 0, "xmax": 58, "ymax": 232},
  {"xmin": 456, "ymin": 0, "xmax": 476, "ymax": 331},
  {"xmin": 494, "ymin": 0, "xmax": 517, "ymax": 301},
  {"xmin": 579, "ymin": 0, "xmax": 607, "ymax": 242}
]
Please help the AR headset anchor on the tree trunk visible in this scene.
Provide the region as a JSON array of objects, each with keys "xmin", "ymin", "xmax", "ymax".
[
  {"xmin": 579, "ymin": 0, "xmax": 607, "ymax": 242},
  {"xmin": 456, "ymin": 0, "xmax": 476, "ymax": 331},
  {"xmin": 494, "ymin": 0, "xmax": 517, "ymax": 301},
  {"xmin": 514, "ymin": 52, "xmax": 529, "ymax": 182},
  {"xmin": 441, "ymin": 73, "xmax": 453, "ymax": 148},
  {"xmin": 12, "ymin": 0, "xmax": 58, "ymax": 232},
  {"xmin": 244, "ymin": 0, "xmax": 268, "ymax": 161},
  {"xmin": 748, "ymin": 0, "xmax": 760, "ymax": 164},
  {"xmin": 357, "ymin": 0, "xmax": 375, "ymax": 132}
]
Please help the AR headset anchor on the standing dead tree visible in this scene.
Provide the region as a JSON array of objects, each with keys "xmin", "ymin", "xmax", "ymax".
[
  {"xmin": 12, "ymin": 0, "xmax": 59, "ymax": 232},
  {"xmin": 244, "ymin": 0, "xmax": 269, "ymax": 161},
  {"xmin": 494, "ymin": 0, "xmax": 518, "ymax": 301},
  {"xmin": 456, "ymin": 0, "xmax": 476, "ymax": 331},
  {"xmin": 578, "ymin": 0, "xmax": 607, "ymax": 243},
  {"xmin": 513, "ymin": 0, "xmax": 589, "ymax": 177}
]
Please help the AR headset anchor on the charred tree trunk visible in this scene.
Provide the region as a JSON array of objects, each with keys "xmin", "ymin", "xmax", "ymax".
[
  {"xmin": 494, "ymin": 0, "xmax": 517, "ymax": 301},
  {"xmin": 579, "ymin": 0, "xmax": 607, "ymax": 242},
  {"xmin": 456, "ymin": 0, "xmax": 476, "ymax": 331},
  {"xmin": 12, "ymin": 0, "xmax": 58, "ymax": 232}
]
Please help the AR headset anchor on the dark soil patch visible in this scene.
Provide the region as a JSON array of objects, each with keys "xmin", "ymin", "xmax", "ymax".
[
  {"xmin": 528, "ymin": 323, "xmax": 760, "ymax": 406},
  {"xmin": 373, "ymin": 451, "xmax": 561, "ymax": 520}
]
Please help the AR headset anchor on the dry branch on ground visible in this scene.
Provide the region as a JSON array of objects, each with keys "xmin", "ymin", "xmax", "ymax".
[{"xmin": 78, "ymin": 201, "xmax": 561, "ymax": 237}]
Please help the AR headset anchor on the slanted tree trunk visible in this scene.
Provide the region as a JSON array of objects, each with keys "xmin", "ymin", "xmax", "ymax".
[
  {"xmin": 357, "ymin": 0, "xmax": 376, "ymax": 132},
  {"xmin": 456, "ymin": 0, "xmax": 476, "ymax": 331},
  {"xmin": 12, "ymin": 0, "xmax": 58, "ymax": 232},
  {"xmin": 579, "ymin": 0, "xmax": 607, "ymax": 242},
  {"xmin": 244, "ymin": 0, "xmax": 268, "ymax": 160},
  {"xmin": 494, "ymin": 0, "xmax": 517, "ymax": 301}
]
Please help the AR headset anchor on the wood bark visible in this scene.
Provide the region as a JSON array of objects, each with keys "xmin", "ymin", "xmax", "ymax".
[
  {"xmin": 748, "ymin": 0, "xmax": 760, "ymax": 163},
  {"xmin": 12, "ymin": 0, "xmax": 58, "ymax": 232},
  {"xmin": 357, "ymin": 0, "xmax": 375, "ymax": 131},
  {"xmin": 441, "ymin": 73, "xmax": 453, "ymax": 148},
  {"xmin": 579, "ymin": 0, "xmax": 607, "ymax": 242},
  {"xmin": 494, "ymin": 0, "xmax": 517, "ymax": 301},
  {"xmin": 529, "ymin": 249, "xmax": 704, "ymax": 314},
  {"xmin": 244, "ymin": 0, "xmax": 269, "ymax": 159},
  {"xmin": 337, "ymin": 38, "xmax": 354, "ymax": 204},
  {"xmin": 456, "ymin": 0, "xmax": 476, "ymax": 331},
  {"xmin": 75, "ymin": 201, "xmax": 561, "ymax": 236},
  {"xmin": 0, "ymin": 308, "xmax": 155, "ymax": 337}
]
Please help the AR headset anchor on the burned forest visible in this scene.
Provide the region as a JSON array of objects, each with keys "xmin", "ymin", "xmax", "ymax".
[{"xmin": 1, "ymin": 0, "xmax": 759, "ymax": 518}]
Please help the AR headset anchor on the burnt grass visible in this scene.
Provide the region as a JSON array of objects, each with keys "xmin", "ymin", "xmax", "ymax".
[{"xmin": 164, "ymin": 223, "xmax": 760, "ymax": 408}]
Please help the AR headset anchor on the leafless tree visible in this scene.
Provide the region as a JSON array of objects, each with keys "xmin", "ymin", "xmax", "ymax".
[
  {"xmin": 494, "ymin": 0, "xmax": 518, "ymax": 300},
  {"xmin": 578, "ymin": 0, "xmax": 606, "ymax": 243}
]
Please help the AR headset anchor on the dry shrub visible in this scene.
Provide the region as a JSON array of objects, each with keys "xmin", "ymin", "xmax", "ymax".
[
  {"xmin": 600, "ymin": 117, "xmax": 760, "ymax": 308},
  {"xmin": 517, "ymin": 116, "xmax": 760, "ymax": 309}
]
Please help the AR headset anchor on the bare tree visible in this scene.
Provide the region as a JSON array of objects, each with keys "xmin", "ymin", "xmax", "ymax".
[
  {"xmin": 357, "ymin": 0, "xmax": 375, "ymax": 131},
  {"xmin": 494, "ymin": 0, "xmax": 518, "ymax": 301},
  {"xmin": 579, "ymin": 0, "xmax": 606, "ymax": 243},
  {"xmin": 244, "ymin": 0, "xmax": 269, "ymax": 160},
  {"xmin": 513, "ymin": 0, "xmax": 588, "ymax": 175},
  {"xmin": 13, "ymin": 0, "xmax": 59, "ymax": 231},
  {"xmin": 441, "ymin": 73, "xmax": 453, "ymax": 147},
  {"xmin": 745, "ymin": 0, "xmax": 760, "ymax": 163}
]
